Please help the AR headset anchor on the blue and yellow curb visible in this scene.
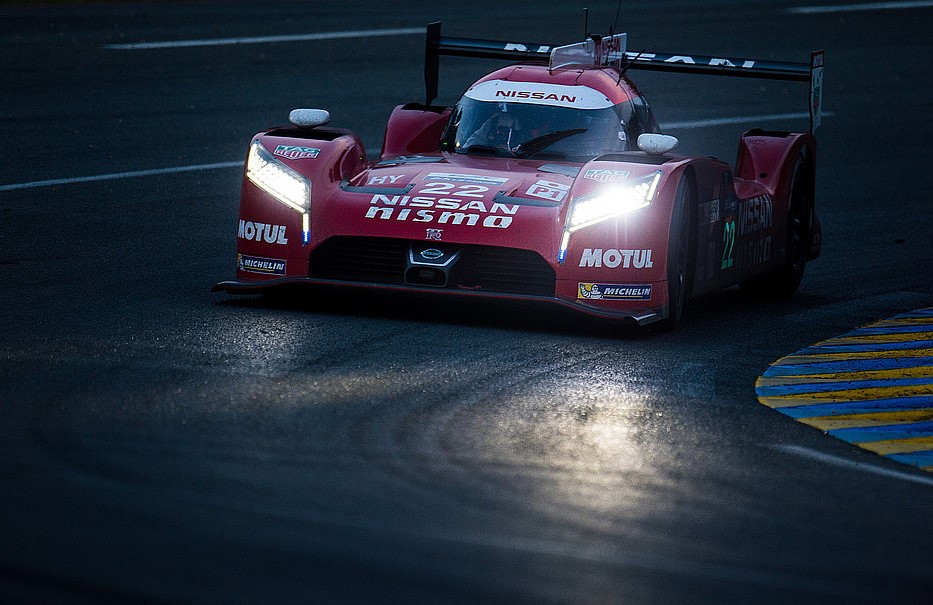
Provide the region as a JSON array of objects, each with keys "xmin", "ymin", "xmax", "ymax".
[{"xmin": 756, "ymin": 308, "xmax": 933, "ymax": 472}]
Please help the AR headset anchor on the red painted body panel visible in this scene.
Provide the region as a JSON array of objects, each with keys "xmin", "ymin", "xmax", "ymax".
[{"xmin": 381, "ymin": 105, "xmax": 452, "ymax": 158}]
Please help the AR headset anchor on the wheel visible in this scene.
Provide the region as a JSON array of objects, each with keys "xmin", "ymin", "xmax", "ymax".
[
  {"xmin": 740, "ymin": 150, "xmax": 813, "ymax": 298},
  {"xmin": 653, "ymin": 174, "xmax": 694, "ymax": 331}
]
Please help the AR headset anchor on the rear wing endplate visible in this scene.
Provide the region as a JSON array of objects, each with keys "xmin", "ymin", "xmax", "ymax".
[{"xmin": 424, "ymin": 22, "xmax": 824, "ymax": 133}]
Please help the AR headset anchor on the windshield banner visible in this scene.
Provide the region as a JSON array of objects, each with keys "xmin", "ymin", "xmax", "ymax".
[{"xmin": 464, "ymin": 80, "xmax": 612, "ymax": 110}]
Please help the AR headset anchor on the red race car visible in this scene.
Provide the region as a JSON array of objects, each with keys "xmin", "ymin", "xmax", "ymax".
[{"xmin": 214, "ymin": 23, "xmax": 824, "ymax": 330}]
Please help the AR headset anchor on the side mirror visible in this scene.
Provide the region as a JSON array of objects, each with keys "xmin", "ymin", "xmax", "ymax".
[
  {"xmin": 289, "ymin": 108, "xmax": 331, "ymax": 129},
  {"xmin": 637, "ymin": 133, "xmax": 679, "ymax": 155}
]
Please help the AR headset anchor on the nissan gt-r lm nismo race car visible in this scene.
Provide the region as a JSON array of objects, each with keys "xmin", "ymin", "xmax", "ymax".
[{"xmin": 213, "ymin": 23, "xmax": 825, "ymax": 330}]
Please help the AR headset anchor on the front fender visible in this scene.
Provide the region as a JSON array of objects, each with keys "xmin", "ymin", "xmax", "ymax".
[
  {"xmin": 557, "ymin": 156, "xmax": 703, "ymax": 315},
  {"xmin": 234, "ymin": 127, "xmax": 367, "ymax": 282}
]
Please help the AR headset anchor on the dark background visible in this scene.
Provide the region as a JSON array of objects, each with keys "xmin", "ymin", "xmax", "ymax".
[{"xmin": 1, "ymin": 1, "xmax": 931, "ymax": 603}]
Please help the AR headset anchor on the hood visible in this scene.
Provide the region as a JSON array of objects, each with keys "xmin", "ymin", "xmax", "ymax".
[
  {"xmin": 319, "ymin": 155, "xmax": 580, "ymax": 258},
  {"xmin": 315, "ymin": 153, "xmax": 670, "ymax": 262}
]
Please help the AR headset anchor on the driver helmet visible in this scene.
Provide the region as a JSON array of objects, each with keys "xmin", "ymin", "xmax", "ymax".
[{"xmin": 488, "ymin": 103, "xmax": 521, "ymax": 146}]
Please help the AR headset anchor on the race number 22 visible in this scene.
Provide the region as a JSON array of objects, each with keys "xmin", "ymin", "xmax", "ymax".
[{"xmin": 721, "ymin": 219, "xmax": 735, "ymax": 269}]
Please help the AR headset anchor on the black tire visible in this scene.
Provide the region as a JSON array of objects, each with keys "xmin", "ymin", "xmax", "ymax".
[
  {"xmin": 741, "ymin": 150, "xmax": 813, "ymax": 298},
  {"xmin": 653, "ymin": 174, "xmax": 694, "ymax": 331}
]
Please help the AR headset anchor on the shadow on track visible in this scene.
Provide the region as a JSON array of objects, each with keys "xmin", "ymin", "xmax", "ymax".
[{"xmin": 212, "ymin": 286, "xmax": 654, "ymax": 340}]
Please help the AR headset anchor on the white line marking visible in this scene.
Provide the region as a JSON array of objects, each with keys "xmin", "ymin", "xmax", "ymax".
[
  {"xmin": 772, "ymin": 444, "xmax": 933, "ymax": 487},
  {"xmin": 664, "ymin": 111, "xmax": 834, "ymax": 130},
  {"xmin": 789, "ymin": 1, "xmax": 933, "ymax": 14},
  {"xmin": 0, "ymin": 161, "xmax": 243, "ymax": 193},
  {"xmin": 104, "ymin": 27, "xmax": 423, "ymax": 50}
]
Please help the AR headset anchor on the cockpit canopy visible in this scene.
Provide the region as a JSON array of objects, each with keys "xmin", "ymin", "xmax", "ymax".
[{"xmin": 441, "ymin": 76, "xmax": 657, "ymax": 161}]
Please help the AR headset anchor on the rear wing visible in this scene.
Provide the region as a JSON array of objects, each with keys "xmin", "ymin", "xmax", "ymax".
[{"xmin": 424, "ymin": 22, "xmax": 824, "ymax": 133}]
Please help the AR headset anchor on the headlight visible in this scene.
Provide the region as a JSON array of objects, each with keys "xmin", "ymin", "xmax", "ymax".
[
  {"xmin": 246, "ymin": 141, "xmax": 311, "ymax": 213},
  {"xmin": 558, "ymin": 170, "xmax": 661, "ymax": 264},
  {"xmin": 566, "ymin": 170, "xmax": 661, "ymax": 233}
]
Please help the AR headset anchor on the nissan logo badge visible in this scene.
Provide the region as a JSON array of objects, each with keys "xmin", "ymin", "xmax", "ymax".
[{"xmin": 420, "ymin": 248, "xmax": 444, "ymax": 260}]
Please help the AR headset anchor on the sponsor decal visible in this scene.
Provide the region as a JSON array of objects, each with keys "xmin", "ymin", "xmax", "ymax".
[
  {"xmin": 464, "ymin": 80, "xmax": 612, "ymax": 110},
  {"xmin": 810, "ymin": 50, "xmax": 824, "ymax": 131},
  {"xmin": 366, "ymin": 194, "xmax": 518, "ymax": 229},
  {"xmin": 495, "ymin": 90, "xmax": 576, "ymax": 103},
  {"xmin": 237, "ymin": 253, "xmax": 286, "ymax": 276},
  {"xmin": 238, "ymin": 220, "xmax": 289, "ymax": 245},
  {"xmin": 502, "ymin": 43, "xmax": 551, "ymax": 53},
  {"xmin": 583, "ymin": 169, "xmax": 630, "ymax": 183},
  {"xmin": 424, "ymin": 172, "xmax": 508, "ymax": 186},
  {"xmin": 525, "ymin": 179, "xmax": 569, "ymax": 202},
  {"xmin": 578, "ymin": 248, "xmax": 654, "ymax": 269},
  {"xmin": 737, "ymin": 195, "xmax": 773, "ymax": 236},
  {"xmin": 623, "ymin": 51, "xmax": 755, "ymax": 70},
  {"xmin": 699, "ymin": 198, "xmax": 720, "ymax": 226},
  {"xmin": 425, "ymin": 228, "xmax": 443, "ymax": 241},
  {"xmin": 578, "ymin": 283, "xmax": 652, "ymax": 300},
  {"xmin": 367, "ymin": 174, "xmax": 405, "ymax": 185},
  {"xmin": 273, "ymin": 145, "xmax": 320, "ymax": 160},
  {"xmin": 737, "ymin": 236, "xmax": 772, "ymax": 269}
]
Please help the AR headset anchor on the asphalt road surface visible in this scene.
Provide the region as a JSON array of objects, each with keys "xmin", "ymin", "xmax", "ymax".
[{"xmin": 2, "ymin": 1, "xmax": 932, "ymax": 603}]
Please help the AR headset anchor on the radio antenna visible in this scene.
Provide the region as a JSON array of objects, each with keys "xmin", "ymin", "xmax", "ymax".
[
  {"xmin": 583, "ymin": 7, "xmax": 589, "ymax": 38},
  {"xmin": 619, "ymin": 49, "xmax": 644, "ymax": 78},
  {"xmin": 613, "ymin": 0, "xmax": 623, "ymax": 31}
]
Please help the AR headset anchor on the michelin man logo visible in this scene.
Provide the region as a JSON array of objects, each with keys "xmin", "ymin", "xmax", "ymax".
[{"xmin": 579, "ymin": 283, "xmax": 604, "ymax": 299}]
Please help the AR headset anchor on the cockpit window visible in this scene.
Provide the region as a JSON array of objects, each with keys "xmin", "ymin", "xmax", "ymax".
[{"xmin": 441, "ymin": 96, "xmax": 636, "ymax": 161}]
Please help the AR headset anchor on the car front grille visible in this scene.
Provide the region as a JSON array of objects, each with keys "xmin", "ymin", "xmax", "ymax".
[
  {"xmin": 309, "ymin": 237, "xmax": 408, "ymax": 284},
  {"xmin": 309, "ymin": 236, "xmax": 556, "ymax": 297}
]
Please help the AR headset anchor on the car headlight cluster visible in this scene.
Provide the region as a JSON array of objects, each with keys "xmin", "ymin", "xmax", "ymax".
[
  {"xmin": 246, "ymin": 141, "xmax": 311, "ymax": 213},
  {"xmin": 567, "ymin": 171, "xmax": 661, "ymax": 232},
  {"xmin": 558, "ymin": 170, "xmax": 661, "ymax": 263}
]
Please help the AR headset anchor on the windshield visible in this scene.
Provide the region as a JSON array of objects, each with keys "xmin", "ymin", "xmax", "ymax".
[{"xmin": 442, "ymin": 97, "xmax": 633, "ymax": 161}]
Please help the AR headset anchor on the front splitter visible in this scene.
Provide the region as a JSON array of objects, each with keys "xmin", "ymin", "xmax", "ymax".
[{"xmin": 212, "ymin": 276, "xmax": 662, "ymax": 326}]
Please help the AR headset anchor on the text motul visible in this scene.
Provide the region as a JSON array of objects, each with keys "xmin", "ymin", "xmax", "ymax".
[
  {"xmin": 238, "ymin": 220, "xmax": 288, "ymax": 244},
  {"xmin": 579, "ymin": 248, "xmax": 654, "ymax": 269}
]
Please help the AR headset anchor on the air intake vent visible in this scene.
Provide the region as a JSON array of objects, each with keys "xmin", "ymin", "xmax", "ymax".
[
  {"xmin": 449, "ymin": 246, "xmax": 556, "ymax": 297},
  {"xmin": 310, "ymin": 237, "xmax": 407, "ymax": 284},
  {"xmin": 310, "ymin": 237, "xmax": 555, "ymax": 297}
]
